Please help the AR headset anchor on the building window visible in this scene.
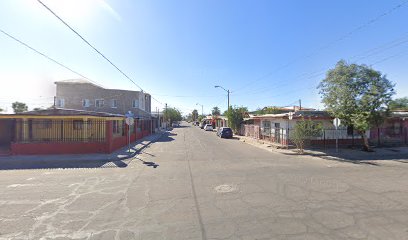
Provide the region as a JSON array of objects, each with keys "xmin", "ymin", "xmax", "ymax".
[
  {"xmin": 82, "ymin": 99, "xmax": 90, "ymax": 107},
  {"xmin": 56, "ymin": 98, "xmax": 65, "ymax": 107},
  {"xmin": 113, "ymin": 120, "xmax": 120, "ymax": 134},
  {"xmin": 262, "ymin": 120, "xmax": 271, "ymax": 135},
  {"xmin": 111, "ymin": 99, "xmax": 118, "ymax": 108},
  {"xmin": 39, "ymin": 120, "xmax": 52, "ymax": 129},
  {"xmin": 95, "ymin": 99, "xmax": 104, "ymax": 108},
  {"xmin": 73, "ymin": 120, "xmax": 83, "ymax": 130},
  {"xmin": 393, "ymin": 122, "xmax": 401, "ymax": 135},
  {"xmin": 132, "ymin": 99, "xmax": 139, "ymax": 108}
]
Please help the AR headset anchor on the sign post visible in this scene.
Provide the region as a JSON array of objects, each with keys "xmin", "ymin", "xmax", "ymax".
[
  {"xmin": 333, "ymin": 118, "xmax": 341, "ymax": 153},
  {"xmin": 287, "ymin": 112, "xmax": 294, "ymax": 149},
  {"xmin": 125, "ymin": 111, "xmax": 135, "ymax": 154}
]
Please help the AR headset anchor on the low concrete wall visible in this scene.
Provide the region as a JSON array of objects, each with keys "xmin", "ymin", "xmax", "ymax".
[{"xmin": 11, "ymin": 142, "xmax": 108, "ymax": 155}]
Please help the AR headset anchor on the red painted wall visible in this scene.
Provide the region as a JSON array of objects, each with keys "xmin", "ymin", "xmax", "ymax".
[
  {"xmin": 10, "ymin": 120, "xmax": 153, "ymax": 155},
  {"xmin": 11, "ymin": 142, "xmax": 108, "ymax": 155}
]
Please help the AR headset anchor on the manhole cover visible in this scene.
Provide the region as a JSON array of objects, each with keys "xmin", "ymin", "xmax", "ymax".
[{"xmin": 215, "ymin": 184, "xmax": 237, "ymax": 193}]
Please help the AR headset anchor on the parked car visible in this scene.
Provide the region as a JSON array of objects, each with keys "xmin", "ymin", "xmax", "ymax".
[
  {"xmin": 204, "ymin": 124, "xmax": 213, "ymax": 131},
  {"xmin": 217, "ymin": 127, "xmax": 233, "ymax": 138},
  {"xmin": 200, "ymin": 122, "xmax": 206, "ymax": 129}
]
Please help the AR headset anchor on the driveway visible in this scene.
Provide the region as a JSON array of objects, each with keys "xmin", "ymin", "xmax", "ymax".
[{"xmin": 1, "ymin": 123, "xmax": 408, "ymax": 239}]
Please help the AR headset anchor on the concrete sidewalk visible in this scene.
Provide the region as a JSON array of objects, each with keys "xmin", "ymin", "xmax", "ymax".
[
  {"xmin": 236, "ymin": 135, "xmax": 408, "ymax": 163},
  {"xmin": 0, "ymin": 131, "xmax": 166, "ymax": 170}
]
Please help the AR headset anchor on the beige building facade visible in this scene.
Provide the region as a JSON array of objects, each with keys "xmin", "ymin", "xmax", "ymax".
[{"xmin": 55, "ymin": 79, "xmax": 151, "ymax": 118}]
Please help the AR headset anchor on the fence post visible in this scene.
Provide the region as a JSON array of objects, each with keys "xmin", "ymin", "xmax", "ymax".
[
  {"xmin": 377, "ymin": 128, "xmax": 380, "ymax": 146},
  {"xmin": 352, "ymin": 132, "xmax": 354, "ymax": 148},
  {"xmin": 323, "ymin": 130, "xmax": 326, "ymax": 149}
]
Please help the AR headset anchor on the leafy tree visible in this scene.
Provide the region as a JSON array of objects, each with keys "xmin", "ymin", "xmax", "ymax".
[
  {"xmin": 163, "ymin": 107, "xmax": 182, "ymax": 125},
  {"xmin": 12, "ymin": 102, "xmax": 28, "ymax": 113},
  {"xmin": 389, "ymin": 97, "xmax": 408, "ymax": 110},
  {"xmin": 290, "ymin": 118, "xmax": 323, "ymax": 154},
  {"xmin": 318, "ymin": 60, "xmax": 395, "ymax": 151},
  {"xmin": 211, "ymin": 106, "xmax": 221, "ymax": 116},
  {"xmin": 225, "ymin": 106, "xmax": 248, "ymax": 134},
  {"xmin": 33, "ymin": 107, "xmax": 44, "ymax": 111},
  {"xmin": 0, "ymin": 108, "xmax": 3, "ymax": 113},
  {"xmin": 192, "ymin": 109, "xmax": 198, "ymax": 121},
  {"xmin": 253, "ymin": 106, "xmax": 286, "ymax": 115}
]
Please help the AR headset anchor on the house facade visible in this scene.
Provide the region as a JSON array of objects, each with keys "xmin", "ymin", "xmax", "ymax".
[
  {"xmin": 0, "ymin": 108, "xmax": 153, "ymax": 155},
  {"xmin": 242, "ymin": 110, "xmax": 365, "ymax": 148},
  {"xmin": 55, "ymin": 79, "xmax": 151, "ymax": 119}
]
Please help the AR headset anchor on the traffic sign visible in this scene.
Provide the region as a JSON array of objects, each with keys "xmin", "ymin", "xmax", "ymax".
[
  {"xmin": 125, "ymin": 111, "xmax": 134, "ymax": 118},
  {"xmin": 333, "ymin": 118, "xmax": 341, "ymax": 129},
  {"xmin": 125, "ymin": 117, "xmax": 134, "ymax": 126}
]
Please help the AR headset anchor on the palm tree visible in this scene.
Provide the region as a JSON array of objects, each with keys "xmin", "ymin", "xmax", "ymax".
[{"xmin": 212, "ymin": 106, "xmax": 221, "ymax": 116}]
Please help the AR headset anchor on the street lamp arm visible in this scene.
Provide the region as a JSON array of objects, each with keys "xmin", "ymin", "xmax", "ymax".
[{"xmin": 214, "ymin": 85, "xmax": 228, "ymax": 92}]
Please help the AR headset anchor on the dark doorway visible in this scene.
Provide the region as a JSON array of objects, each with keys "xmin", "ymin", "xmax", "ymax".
[{"xmin": 0, "ymin": 119, "xmax": 14, "ymax": 153}]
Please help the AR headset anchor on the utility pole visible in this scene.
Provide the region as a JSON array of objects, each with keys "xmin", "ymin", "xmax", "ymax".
[
  {"xmin": 215, "ymin": 85, "xmax": 230, "ymax": 111},
  {"xmin": 165, "ymin": 103, "xmax": 167, "ymax": 128},
  {"xmin": 196, "ymin": 103, "xmax": 204, "ymax": 117},
  {"xmin": 227, "ymin": 89, "xmax": 230, "ymax": 110},
  {"xmin": 299, "ymin": 99, "xmax": 302, "ymax": 110}
]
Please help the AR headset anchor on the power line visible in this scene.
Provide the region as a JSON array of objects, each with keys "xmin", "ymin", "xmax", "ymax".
[
  {"xmin": 0, "ymin": 28, "xmax": 164, "ymax": 110},
  {"xmin": 36, "ymin": 0, "xmax": 165, "ymax": 107},
  {"xmin": 0, "ymin": 28, "xmax": 101, "ymax": 86},
  {"xmin": 232, "ymin": 0, "xmax": 408, "ymax": 93},
  {"xmin": 37, "ymin": 0, "xmax": 144, "ymax": 92}
]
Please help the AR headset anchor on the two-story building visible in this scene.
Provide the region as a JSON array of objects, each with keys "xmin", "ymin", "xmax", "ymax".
[{"xmin": 55, "ymin": 79, "xmax": 151, "ymax": 119}]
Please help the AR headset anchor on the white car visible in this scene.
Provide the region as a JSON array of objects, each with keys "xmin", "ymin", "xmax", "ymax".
[{"xmin": 204, "ymin": 124, "xmax": 213, "ymax": 131}]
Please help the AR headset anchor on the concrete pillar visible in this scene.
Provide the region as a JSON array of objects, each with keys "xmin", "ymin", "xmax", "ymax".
[
  {"xmin": 22, "ymin": 118, "xmax": 28, "ymax": 142},
  {"xmin": 105, "ymin": 121, "xmax": 113, "ymax": 153},
  {"xmin": 82, "ymin": 118, "xmax": 88, "ymax": 142}
]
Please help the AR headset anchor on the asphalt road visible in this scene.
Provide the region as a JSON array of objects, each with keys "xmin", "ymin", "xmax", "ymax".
[{"xmin": 1, "ymin": 122, "xmax": 408, "ymax": 240}]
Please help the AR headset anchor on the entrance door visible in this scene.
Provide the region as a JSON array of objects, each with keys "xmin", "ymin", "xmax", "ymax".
[
  {"xmin": 274, "ymin": 123, "xmax": 281, "ymax": 143},
  {"xmin": 0, "ymin": 119, "xmax": 13, "ymax": 153}
]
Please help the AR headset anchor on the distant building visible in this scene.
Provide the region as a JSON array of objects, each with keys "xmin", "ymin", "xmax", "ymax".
[{"xmin": 55, "ymin": 79, "xmax": 151, "ymax": 119}]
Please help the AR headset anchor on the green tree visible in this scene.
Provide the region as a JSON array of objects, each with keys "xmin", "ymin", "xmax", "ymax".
[
  {"xmin": 192, "ymin": 109, "xmax": 198, "ymax": 121},
  {"xmin": 253, "ymin": 106, "xmax": 286, "ymax": 114},
  {"xmin": 33, "ymin": 107, "xmax": 44, "ymax": 111},
  {"xmin": 12, "ymin": 102, "xmax": 28, "ymax": 113},
  {"xmin": 0, "ymin": 108, "xmax": 3, "ymax": 113},
  {"xmin": 389, "ymin": 97, "xmax": 408, "ymax": 110},
  {"xmin": 290, "ymin": 118, "xmax": 323, "ymax": 154},
  {"xmin": 211, "ymin": 106, "xmax": 221, "ymax": 116},
  {"xmin": 318, "ymin": 60, "xmax": 395, "ymax": 151},
  {"xmin": 163, "ymin": 107, "xmax": 182, "ymax": 125},
  {"xmin": 225, "ymin": 106, "xmax": 248, "ymax": 134}
]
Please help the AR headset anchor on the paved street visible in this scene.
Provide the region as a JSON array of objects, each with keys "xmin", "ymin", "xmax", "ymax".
[{"xmin": 1, "ymin": 123, "xmax": 408, "ymax": 240}]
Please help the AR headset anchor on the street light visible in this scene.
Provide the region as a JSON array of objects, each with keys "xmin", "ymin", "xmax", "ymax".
[
  {"xmin": 196, "ymin": 103, "xmax": 203, "ymax": 116},
  {"xmin": 214, "ymin": 85, "xmax": 230, "ymax": 110}
]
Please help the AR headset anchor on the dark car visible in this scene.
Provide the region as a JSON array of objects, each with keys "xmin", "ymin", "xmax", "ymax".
[{"xmin": 218, "ymin": 127, "xmax": 233, "ymax": 138}]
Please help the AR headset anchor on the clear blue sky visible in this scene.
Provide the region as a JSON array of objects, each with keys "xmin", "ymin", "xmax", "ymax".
[{"xmin": 1, "ymin": 0, "xmax": 407, "ymax": 114}]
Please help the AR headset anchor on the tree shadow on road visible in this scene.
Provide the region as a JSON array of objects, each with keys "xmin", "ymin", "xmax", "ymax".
[{"xmin": 281, "ymin": 147, "xmax": 408, "ymax": 166}]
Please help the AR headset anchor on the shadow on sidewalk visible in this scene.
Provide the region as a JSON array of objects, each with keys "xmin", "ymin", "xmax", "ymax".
[
  {"xmin": 0, "ymin": 132, "xmax": 172, "ymax": 171},
  {"xmin": 281, "ymin": 147, "xmax": 408, "ymax": 166}
]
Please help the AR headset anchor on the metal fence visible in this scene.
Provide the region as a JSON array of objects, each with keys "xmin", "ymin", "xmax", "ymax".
[
  {"xmin": 240, "ymin": 125, "xmax": 387, "ymax": 148},
  {"xmin": 241, "ymin": 124, "xmax": 408, "ymax": 148},
  {"xmin": 14, "ymin": 119, "xmax": 107, "ymax": 143},
  {"xmin": 370, "ymin": 127, "xmax": 408, "ymax": 146}
]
